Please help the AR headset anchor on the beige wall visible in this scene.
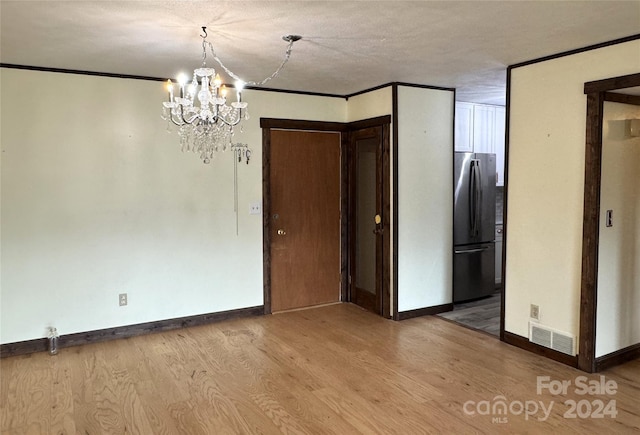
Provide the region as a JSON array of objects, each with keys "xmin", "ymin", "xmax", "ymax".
[
  {"xmin": 397, "ymin": 86, "xmax": 453, "ymax": 311},
  {"xmin": 505, "ymin": 39, "xmax": 640, "ymax": 347},
  {"xmin": 347, "ymin": 85, "xmax": 455, "ymax": 313},
  {"xmin": 1, "ymin": 69, "xmax": 454, "ymax": 343},
  {"xmin": 0, "ymin": 68, "xmax": 345, "ymax": 343},
  {"xmin": 596, "ymin": 101, "xmax": 640, "ymax": 358},
  {"xmin": 347, "ymin": 87, "xmax": 392, "ymax": 123},
  {"xmin": 346, "ymin": 87, "xmax": 396, "ymax": 315}
]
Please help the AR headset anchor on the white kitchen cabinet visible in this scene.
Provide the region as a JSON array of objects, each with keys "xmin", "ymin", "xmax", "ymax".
[
  {"xmin": 494, "ymin": 106, "xmax": 506, "ymax": 186},
  {"xmin": 472, "ymin": 105, "xmax": 495, "ymax": 154},
  {"xmin": 454, "ymin": 102, "xmax": 506, "ymax": 186},
  {"xmin": 454, "ymin": 102, "xmax": 474, "ymax": 152}
]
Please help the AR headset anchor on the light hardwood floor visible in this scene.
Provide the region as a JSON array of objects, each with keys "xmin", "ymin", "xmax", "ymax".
[{"xmin": 2, "ymin": 303, "xmax": 639, "ymax": 434}]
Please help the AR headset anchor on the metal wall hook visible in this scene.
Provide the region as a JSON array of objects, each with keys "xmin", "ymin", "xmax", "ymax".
[
  {"xmin": 201, "ymin": 26, "xmax": 208, "ymax": 39},
  {"xmin": 282, "ymin": 35, "xmax": 302, "ymax": 43}
]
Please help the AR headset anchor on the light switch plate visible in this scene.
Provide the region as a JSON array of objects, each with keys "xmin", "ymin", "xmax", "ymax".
[{"xmin": 606, "ymin": 210, "xmax": 613, "ymax": 227}]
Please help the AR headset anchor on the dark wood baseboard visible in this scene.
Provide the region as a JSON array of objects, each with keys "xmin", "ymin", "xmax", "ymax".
[
  {"xmin": 0, "ymin": 305, "xmax": 264, "ymax": 359},
  {"xmin": 503, "ymin": 331, "xmax": 579, "ymax": 368},
  {"xmin": 596, "ymin": 343, "xmax": 640, "ymax": 372},
  {"xmin": 0, "ymin": 337, "xmax": 50, "ymax": 357},
  {"xmin": 397, "ymin": 303, "xmax": 453, "ymax": 320}
]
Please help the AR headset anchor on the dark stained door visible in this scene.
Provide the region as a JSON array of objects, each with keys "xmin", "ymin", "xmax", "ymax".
[
  {"xmin": 349, "ymin": 125, "xmax": 389, "ymax": 316},
  {"xmin": 269, "ymin": 130, "xmax": 341, "ymax": 312}
]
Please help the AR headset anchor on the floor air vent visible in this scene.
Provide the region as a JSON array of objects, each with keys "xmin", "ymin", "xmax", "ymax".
[{"xmin": 529, "ymin": 322, "xmax": 576, "ymax": 356}]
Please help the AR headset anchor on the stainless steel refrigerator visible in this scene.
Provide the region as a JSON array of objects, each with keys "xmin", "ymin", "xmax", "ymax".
[{"xmin": 454, "ymin": 152, "xmax": 496, "ymax": 303}]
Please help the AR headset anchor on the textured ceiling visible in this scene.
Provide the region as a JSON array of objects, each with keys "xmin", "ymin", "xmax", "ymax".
[{"xmin": 1, "ymin": 1, "xmax": 639, "ymax": 105}]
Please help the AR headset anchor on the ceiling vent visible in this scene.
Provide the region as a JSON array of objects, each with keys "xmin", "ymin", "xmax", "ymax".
[{"xmin": 529, "ymin": 322, "xmax": 576, "ymax": 356}]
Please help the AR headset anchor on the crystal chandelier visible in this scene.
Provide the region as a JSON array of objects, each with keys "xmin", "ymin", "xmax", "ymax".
[{"xmin": 162, "ymin": 27, "xmax": 301, "ymax": 164}]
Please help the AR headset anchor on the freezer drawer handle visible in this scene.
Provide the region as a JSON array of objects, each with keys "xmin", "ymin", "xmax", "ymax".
[{"xmin": 455, "ymin": 247, "xmax": 489, "ymax": 254}]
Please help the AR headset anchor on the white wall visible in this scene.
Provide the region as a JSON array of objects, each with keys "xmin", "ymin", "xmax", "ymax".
[
  {"xmin": 596, "ymin": 101, "xmax": 640, "ymax": 358},
  {"xmin": 506, "ymin": 39, "xmax": 640, "ymax": 346},
  {"xmin": 396, "ymin": 86, "xmax": 454, "ymax": 311},
  {"xmin": 0, "ymin": 68, "xmax": 345, "ymax": 344}
]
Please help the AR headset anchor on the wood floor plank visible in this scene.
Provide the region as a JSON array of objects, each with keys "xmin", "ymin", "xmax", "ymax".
[
  {"xmin": 211, "ymin": 326, "xmax": 345, "ymax": 435},
  {"xmin": 5, "ymin": 354, "xmax": 51, "ymax": 433},
  {"xmin": 2, "ymin": 303, "xmax": 640, "ymax": 434},
  {"xmin": 118, "ymin": 338, "xmax": 185, "ymax": 434},
  {"xmin": 84, "ymin": 345, "xmax": 128, "ymax": 433},
  {"xmin": 102, "ymin": 341, "xmax": 156, "ymax": 433},
  {"xmin": 0, "ymin": 357, "xmax": 17, "ymax": 430},
  {"xmin": 49, "ymin": 354, "xmax": 76, "ymax": 434},
  {"xmin": 66, "ymin": 346, "xmax": 103, "ymax": 434},
  {"xmin": 227, "ymin": 320, "xmax": 365, "ymax": 434}
]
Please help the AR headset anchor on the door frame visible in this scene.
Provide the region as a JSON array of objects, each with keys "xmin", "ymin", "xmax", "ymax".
[
  {"xmin": 261, "ymin": 119, "xmax": 347, "ymax": 314},
  {"xmin": 348, "ymin": 122, "xmax": 392, "ymax": 318},
  {"xmin": 260, "ymin": 116, "xmax": 391, "ymax": 316},
  {"xmin": 579, "ymin": 72, "xmax": 640, "ymax": 372}
]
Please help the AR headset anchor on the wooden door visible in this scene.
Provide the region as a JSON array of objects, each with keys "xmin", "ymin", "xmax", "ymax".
[
  {"xmin": 349, "ymin": 125, "xmax": 390, "ymax": 316},
  {"xmin": 269, "ymin": 130, "xmax": 341, "ymax": 312}
]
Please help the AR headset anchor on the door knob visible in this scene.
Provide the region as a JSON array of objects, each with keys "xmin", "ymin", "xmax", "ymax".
[
  {"xmin": 374, "ymin": 214, "xmax": 382, "ymax": 224},
  {"xmin": 277, "ymin": 229, "xmax": 286, "ymax": 235}
]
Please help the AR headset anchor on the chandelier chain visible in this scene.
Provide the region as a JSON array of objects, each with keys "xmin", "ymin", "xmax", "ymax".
[
  {"xmin": 204, "ymin": 39, "xmax": 296, "ymax": 87},
  {"xmin": 202, "ymin": 39, "xmax": 208, "ymax": 66}
]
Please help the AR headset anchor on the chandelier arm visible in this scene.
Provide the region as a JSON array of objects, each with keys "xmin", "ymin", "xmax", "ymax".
[
  {"xmin": 205, "ymin": 39, "xmax": 296, "ymax": 86},
  {"xmin": 168, "ymin": 116, "xmax": 184, "ymax": 127},
  {"xmin": 214, "ymin": 114, "xmax": 243, "ymax": 128},
  {"xmin": 170, "ymin": 109, "xmax": 204, "ymax": 126},
  {"xmin": 169, "ymin": 106, "xmax": 188, "ymax": 126},
  {"xmin": 168, "ymin": 110, "xmax": 184, "ymax": 126}
]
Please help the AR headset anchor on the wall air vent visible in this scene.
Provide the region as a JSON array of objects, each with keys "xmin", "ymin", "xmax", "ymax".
[
  {"xmin": 529, "ymin": 322, "xmax": 576, "ymax": 356},
  {"xmin": 530, "ymin": 324, "xmax": 551, "ymax": 348}
]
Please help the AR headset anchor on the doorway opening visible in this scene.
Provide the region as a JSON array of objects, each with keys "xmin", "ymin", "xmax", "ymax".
[
  {"xmin": 348, "ymin": 123, "xmax": 391, "ymax": 317},
  {"xmin": 438, "ymin": 102, "xmax": 506, "ymax": 338},
  {"xmin": 579, "ymin": 72, "xmax": 640, "ymax": 372}
]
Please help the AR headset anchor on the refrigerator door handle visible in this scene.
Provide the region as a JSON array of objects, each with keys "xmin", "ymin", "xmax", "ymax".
[
  {"xmin": 470, "ymin": 159, "xmax": 482, "ymax": 238},
  {"xmin": 469, "ymin": 160, "xmax": 477, "ymax": 237},
  {"xmin": 475, "ymin": 159, "xmax": 482, "ymax": 238},
  {"xmin": 455, "ymin": 247, "xmax": 489, "ymax": 254}
]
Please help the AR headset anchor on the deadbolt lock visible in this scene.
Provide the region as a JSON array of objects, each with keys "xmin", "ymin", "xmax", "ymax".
[
  {"xmin": 374, "ymin": 214, "xmax": 382, "ymax": 225},
  {"xmin": 277, "ymin": 229, "xmax": 286, "ymax": 235}
]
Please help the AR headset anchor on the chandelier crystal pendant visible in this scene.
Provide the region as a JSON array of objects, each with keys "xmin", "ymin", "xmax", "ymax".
[{"xmin": 162, "ymin": 27, "xmax": 301, "ymax": 164}]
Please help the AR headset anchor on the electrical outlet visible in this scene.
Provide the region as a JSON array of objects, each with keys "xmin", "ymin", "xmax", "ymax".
[
  {"xmin": 249, "ymin": 201, "xmax": 262, "ymax": 215},
  {"xmin": 119, "ymin": 293, "xmax": 128, "ymax": 306},
  {"xmin": 530, "ymin": 304, "xmax": 539, "ymax": 320}
]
